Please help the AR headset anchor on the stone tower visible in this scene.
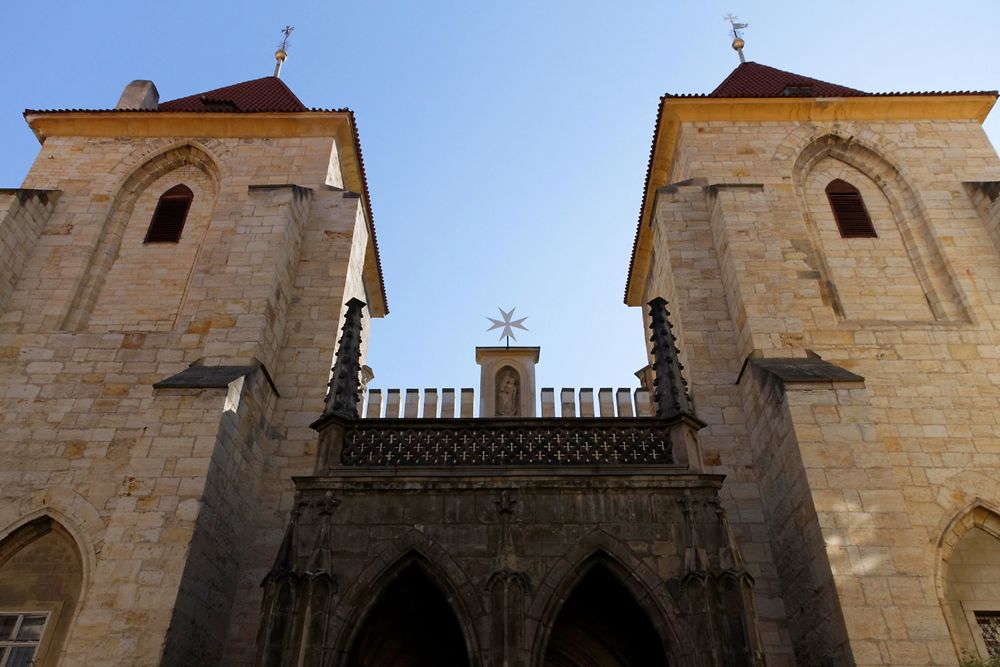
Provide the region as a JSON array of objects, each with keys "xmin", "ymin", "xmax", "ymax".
[
  {"xmin": 0, "ymin": 76, "xmax": 385, "ymax": 665},
  {"xmin": 625, "ymin": 61, "xmax": 1000, "ymax": 663}
]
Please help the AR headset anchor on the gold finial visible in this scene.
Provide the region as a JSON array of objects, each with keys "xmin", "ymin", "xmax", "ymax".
[
  {"xmin": 724, "ymin": 14, "xmax": 748, "ymax": 64},
  {"xmin": 273, "ymin": 25, "xmax": 294, "ymax": 78}
]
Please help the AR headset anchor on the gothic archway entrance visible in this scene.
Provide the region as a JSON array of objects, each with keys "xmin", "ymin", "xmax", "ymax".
[
  {"xmin": 544, "ymin": 565, "xmax": 669, "ymax": 666},
  {"xmin": 346, "ymin": 562, "xmax": 469, "ymax": 666}
]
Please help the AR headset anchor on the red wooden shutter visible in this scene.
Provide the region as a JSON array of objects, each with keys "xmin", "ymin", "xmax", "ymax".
[
  {"xmin": 826, "ymin": 179, "xmax": 876, "ymax": 238},
  {"xmin": 144, "ymin": 184, "xmax": 193, "ymax": 243}
]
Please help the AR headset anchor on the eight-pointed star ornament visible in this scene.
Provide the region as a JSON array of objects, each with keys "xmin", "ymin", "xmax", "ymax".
[{"xmin": 486, "ymin": 307, "xmax": 529, "ymax": 344}]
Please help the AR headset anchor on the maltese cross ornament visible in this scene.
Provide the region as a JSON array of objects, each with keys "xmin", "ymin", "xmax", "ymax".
[{"xmin": 486, "ymin": 307, "xmax": 528, "ymax": 344}]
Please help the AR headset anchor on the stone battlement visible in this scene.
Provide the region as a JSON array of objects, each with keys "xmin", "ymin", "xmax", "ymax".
[{"xmin": 360, "ymin": 386, "xmax": 654, "ymax": 418}]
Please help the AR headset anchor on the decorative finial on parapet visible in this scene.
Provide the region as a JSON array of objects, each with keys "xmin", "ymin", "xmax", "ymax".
[
  {"xmin": 724, "ymin": 14, "xmax": 749, "ymax": 64},
  {"xmin": 647, "ymin": 297, "xmax": 694, "ymax": 419},
  {"xmin": 324, "ymin": 298, "xmax": 366, "ymax": 418},
  {"xmin": 273, "ymin": 25, "xmax": 294, "ymax": 78}
]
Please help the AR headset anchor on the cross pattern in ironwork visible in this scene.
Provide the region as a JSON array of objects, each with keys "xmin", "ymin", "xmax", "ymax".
[{"xmin": 341, "ymin": 421, "xmax": 674, "ymax": 466}]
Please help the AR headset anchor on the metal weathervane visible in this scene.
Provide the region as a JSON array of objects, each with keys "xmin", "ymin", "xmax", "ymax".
[
  {"xmin": 486, "ymin": 307, "xmax": 528, "ymax": 348},
  {"xmin": 724, "ymin": 13, "xmax": 749, "ymax": 63},
  {"xmin": 273, "ymin": 25, "xmax": 295, "ymax": 78}
]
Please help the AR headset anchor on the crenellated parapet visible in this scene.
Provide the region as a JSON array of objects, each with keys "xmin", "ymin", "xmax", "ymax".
[{"xmin": 357, "ymin": 386, "xmax": 654, "ymax": 418}]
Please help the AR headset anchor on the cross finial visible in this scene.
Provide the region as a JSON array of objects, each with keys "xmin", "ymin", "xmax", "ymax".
[
  {"xmin": 724, "ymin": 14, "xmax": 749, "ymax": 64},
  {"xmin": 280, "ymin": 25, "xmax": 294, "ymax": 51},
  {"xmin": 486, "ymin": 306, "xmax": 529, "ymax": 349},
  {"xmin": 273, "ymin": 25, "xmax": 295, "ymax": 78}
]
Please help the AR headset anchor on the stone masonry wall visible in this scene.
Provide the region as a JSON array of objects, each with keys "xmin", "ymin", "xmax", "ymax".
[
  {"xmin": 158, "ymin": 370, "xmax": 276, "ymax": 665},
  {"xmin": 643, "ymin": 116, "xmax": 1000, "ymax": 665},
  {"xmin": 0, "ymin": 189, "xmax": 57, "ymax": 314}
]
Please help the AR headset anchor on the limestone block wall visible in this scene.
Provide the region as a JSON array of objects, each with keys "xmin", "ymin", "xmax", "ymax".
[
  {"xmin": 642, "ymin": 116, "xmax": 1000, "ymax": 664},
  {"xmin": 967, "ymin": 181, "xmax": 1000, "ymax": 257},
  {"xmin": 0, "ymin": 344, "xmax": 267, "ymax": 665},
  {"xmin": 158, "ymin": 371, "xmax": 276, "ymax": 665},
  {"xmin": 0, "ymin": 189, "xmax": 57, "ymax": 314},
  {"xmin": 197, "ymin": 183, "xmax": 313, "ymax": 370},
  {"xmin": 0, "ymin": 128, "xmax": 376, "ymax": 666},
  {"xmin": 740, "ymin": 366, "xmax": 872, "ymax": 664}
]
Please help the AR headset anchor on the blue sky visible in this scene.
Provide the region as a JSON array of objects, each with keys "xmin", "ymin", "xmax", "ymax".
[{"xmin": 2, "ymin": 1, "xmax": 997, "ymax": 396}]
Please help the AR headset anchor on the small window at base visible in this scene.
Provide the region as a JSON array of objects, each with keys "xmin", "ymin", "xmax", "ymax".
[
  {"xmin": 0, "ymin": 612, "xmax": 48, "ymax": 667},
  {"xmin": 826, "ymin": 179, "xmax": 877, "ymax": 238},
  {"xmin": 975, "ymin": 611, "xmax": 1000, "ymax": 658},
  {"xmin": 144, "ymin": 184, "xmax": 193, "ymax": 243}
]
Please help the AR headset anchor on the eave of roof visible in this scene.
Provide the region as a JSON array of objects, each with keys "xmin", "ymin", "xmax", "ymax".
[{"xmin": 623, "ymin": 89, "xmax": 998, "ymax": 306}]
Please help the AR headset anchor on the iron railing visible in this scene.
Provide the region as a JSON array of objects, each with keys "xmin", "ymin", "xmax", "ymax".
[{"xmin": 338, "ymin": 417, "xmax": 677, "ymax": 466}]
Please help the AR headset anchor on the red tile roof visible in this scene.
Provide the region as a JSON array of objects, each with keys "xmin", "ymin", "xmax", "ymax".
[
  {"xmin": 157, "ymin": 76, "xmax": 307, "ymax": 112},
  {"xmin": 704, "ymin": 61, "xmax": 866, "ymax": 98}
]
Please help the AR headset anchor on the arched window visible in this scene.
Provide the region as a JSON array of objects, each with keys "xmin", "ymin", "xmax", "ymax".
[
  {"xmin": 0, "ymin": 517, "xmax": 83, "ymax": 666},
  {"xmin": 826, "ymin": 179, "xmax": 877, "ymax": 238},
  {"xmin": 941, "ymin": 510, "xmax": 1000, "ymax": 661},
  {"xmin": 144, "ymin": 184, "xmax": 193, "ymax": 243}
]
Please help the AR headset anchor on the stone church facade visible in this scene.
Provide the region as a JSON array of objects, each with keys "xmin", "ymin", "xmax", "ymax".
[{"xmin": 0, "ymin": 60, "xmax": 999, "ymax": 666}]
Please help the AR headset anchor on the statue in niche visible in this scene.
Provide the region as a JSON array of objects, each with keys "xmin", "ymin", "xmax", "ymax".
[{"xmin": 495, "ymin": 367, "xmax": 520, "ymax": 417}]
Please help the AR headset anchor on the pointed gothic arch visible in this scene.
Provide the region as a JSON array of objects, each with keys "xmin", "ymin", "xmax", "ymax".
[
  {"xmin": 529, "ymin": 536, "xmax": 682, "ymax": 666},
  {"xmin": 0, "ymin": 515, "xmax": 86, "ymax": 666},
  {"xmin": 937, "ymin": 502, "xmax": 1000, "ymax": 661},
  {"xmin": 336, "ymin": 550, "xmax": 476, "ymax": 667},
  {"xmin": 61, "ymin": 142, "xmax": 222, "ymax": 331},
  {"xmin": 259, "ymin": 579, "xmax": 298, "ymax": 667},
  {"xmin": 543, "ymin": 561, "xmax": 670, "ymax": 666},
  {"xmin": 790, "ymin": 132, "xmax": 968, "ymax": 323}
]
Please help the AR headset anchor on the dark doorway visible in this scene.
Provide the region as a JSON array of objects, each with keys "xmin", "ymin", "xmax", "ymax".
[
  {"xmin": 544, "ymin": 565, "xmax": 668, "ymax": 666},
  {"xmin": 347, "ymin": 562, "xmax": 469, "ymax": 666}
]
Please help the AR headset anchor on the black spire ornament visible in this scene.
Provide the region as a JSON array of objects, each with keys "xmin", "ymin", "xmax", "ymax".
[
  {"xmin": 647, "ymin": 297, "xmax": 694, "ymax": 419},
  {"xmin": 323, "ymin": 298, "xmax": 366, "ymax": 418}
]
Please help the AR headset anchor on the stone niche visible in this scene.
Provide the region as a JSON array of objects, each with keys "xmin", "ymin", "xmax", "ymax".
[{"xmin": 476, "ymin": 346, "xmax": 539, "ymax": 417}]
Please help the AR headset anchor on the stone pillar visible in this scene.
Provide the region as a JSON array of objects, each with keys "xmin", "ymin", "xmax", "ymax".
[{"xmin": 475, "ymin": 347, "xmax": 540, "ymax": 417}]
